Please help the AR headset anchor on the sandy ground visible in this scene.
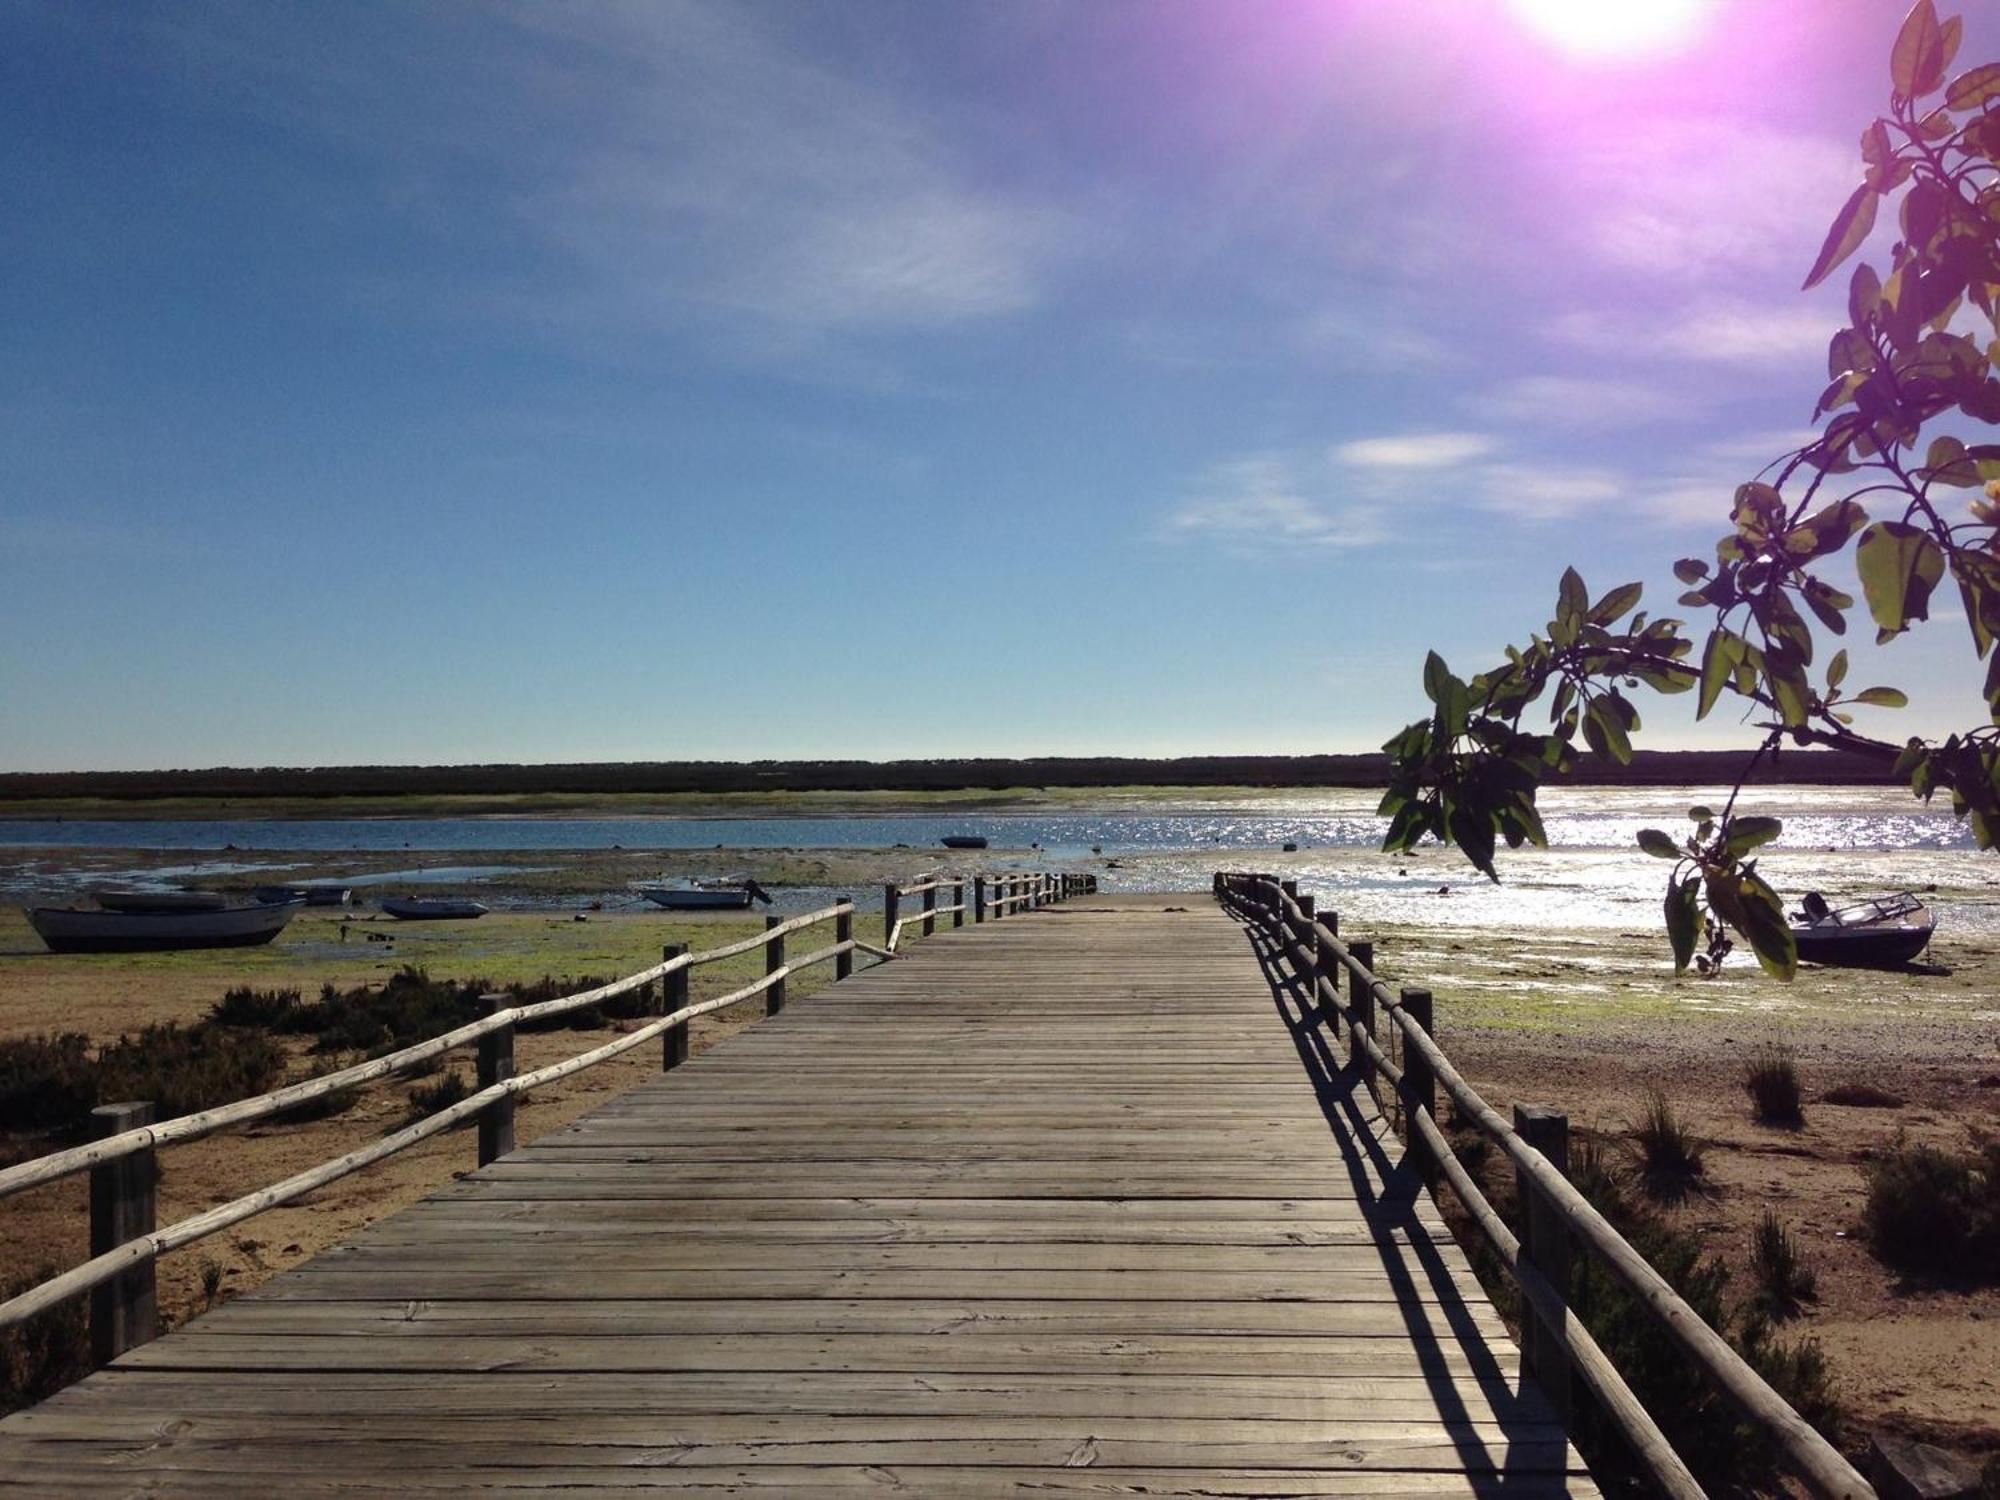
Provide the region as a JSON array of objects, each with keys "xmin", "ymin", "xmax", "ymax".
[{"xmin": 3, "ymin": 856, "xmax": 1998, "ymax": 1470}]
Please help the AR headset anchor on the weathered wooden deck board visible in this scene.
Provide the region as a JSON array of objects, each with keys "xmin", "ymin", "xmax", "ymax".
[{"xmin": 0, "ymin": 896, "xmax": 1596, "ymax": 1497}]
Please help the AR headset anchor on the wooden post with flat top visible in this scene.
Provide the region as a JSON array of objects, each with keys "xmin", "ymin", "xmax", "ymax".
[
  {"xmin": 765, "ymin": 915, "xmax": 786, "ymax": 1015},
  {"xmin": 1350, "ymin": 941, "xmax": 1376, "ymax": 1096},
  {"xmin": 835, "ymin": 902, "xmax": 853, "ymax": 979},
  {"xmin": 884, "ymin": 883, "xmax": 900, "ymax": 944},
  {"xmin": 922, "ymin": 882, "xmax": 936, "ymax": 938},
  {"xmin": 952, "ymin": 879, "xmax": 965, "ymax": 928},
  {"xmin": 662, "ymin": 944, "xmax": 690, "ymax": 1069},
  {"xmin": 89, "ymin": 1101, "xmax": 157, "ymax": 1364},
  {"xmin": 1402, "ymin": 988, "xmax": 1437, "ymax": 1189},
  {"xmin": 476, "ymin": 995, "xmax": 516, "ymax": 1168},
  {"xmin": 1514, "ymin": 1103, "xmax": 1574, "ymax": 1427},
  {"xmin": 974, "ymin": 875, "xmax": 986, "ymax": 923}
]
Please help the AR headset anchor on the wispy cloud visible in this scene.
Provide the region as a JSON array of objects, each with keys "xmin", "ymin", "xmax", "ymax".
[
  {"xmin": 1553, "ymin": 301, "xmax": 1834, "ymax": 367},
  {"xmin": 1470, "ymin": 374, "xmax": 1680, "ymax": 431},
  {"xmin": 1332, "ymin": 432, "xmax": 1496, "ymax": 468},
  {"xmin": 1574, "ymin": 120, "xmax": 1855, "ymax": 282},
  {"xmin": 1163, "ymin": 456, "xmax": 1391, "ymax": 555}
]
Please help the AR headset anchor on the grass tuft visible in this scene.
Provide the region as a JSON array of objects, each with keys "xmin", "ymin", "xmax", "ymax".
[
  {"xmin": 1747, "ymin": 1210, "xmax": 1817, "ymax": 1317},
  {"xmin": 1631, "ymin": 1089, "xmax": 1706, "ymax": 1198},
  {"xmin": 1743, "ymin": 1045, "xmax": 1804, "ymax": 1127},
  {"xmin": 402, "ymin": 1071, "xmax": 471, "ymax": 1128}
]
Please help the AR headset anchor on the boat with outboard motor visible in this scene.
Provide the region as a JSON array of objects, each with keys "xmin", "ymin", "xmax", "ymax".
[
  {"xmin": 637, "ymin": 878, "xmax": 773, "ymax": 911},
  {"xmin": 1789, "ymin": 890, "xmax": 1935, "ymax": 966}
]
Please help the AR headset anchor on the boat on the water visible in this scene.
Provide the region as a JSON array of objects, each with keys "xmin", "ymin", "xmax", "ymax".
[
  {"xmin": 93, "ymin": 889, "xmax": 229, "ymax": 914},
  {"xmin": 637, "ymin": 879, "xmax": 773, "ymax": 911},
  {"xmin": 380, "ymin": 896, "xmax": 490, "ymax": 921},
  {"xmin": 940, "ymin": 835, "xmax": 989, "ymax": 850},
  {"xmin": 1790, "ymin": 891, "xmax": 1935, "ymax": 967},
  {"xmin": 27, "ymin": 899, "xmax": 302, "ymax": 954}
]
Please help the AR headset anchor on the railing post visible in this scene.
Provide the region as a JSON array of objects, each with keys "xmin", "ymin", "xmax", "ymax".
[
  {"xmin": 974, "ymin": 875, "xmax": 986, "ymax": 923},
  {"xmin": 835, "ymin": 902, "xmax": 853, "ymax": 980},
  {"xmin": 765, "ymin": 914, "xmax": 786, "ymax": 1015},
  {"xmin": 662, "ymin": 944, "xmax": 690, "ymax": 1069},
  {"xmin": 477, "ymin": 995, "xmax": 516, "ymax": 1168},
  {"xmin": 1513, "ymin": 1104, "xmax": 1574, "ymax": 1427},
  {"xmin": 1279, "ymin": 878, "xmax": 1299, "ymax": 905},
  {"xmin": 1402, "ymin": 988, "xmax": 1437, "ymax": 1189},
  {"xmin": 1297, "ymin": 894, "xmax": 1319, "ymax": 1012},
  {"xmin": 89, "ymin": 1100, "xmax": 157, "ymax": 1364},
  {"xmin": 952, "ymin": 878, "xmax": 965, "ymax": 928},
  {"xmin": 921, "ymin": 882, "xmax": 936, "ymax": 938},
  {"xmin": 884, "ymin": 882, "xmax": 900, "ymax": 943},
  {"xmin": 1349, "ymin": 941, "xmax": 1375, "ymax": 1096}
]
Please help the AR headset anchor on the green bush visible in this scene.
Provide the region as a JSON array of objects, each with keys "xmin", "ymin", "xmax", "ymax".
[
  {"xmin": 94, "ymin": 1024, "xmax": 285, "ymax": 1122},
  {"xmin": 0, "ymin": 1024, "xmax": 285, "ymax": 1134},
  {"xmin": 210, "ymin": 986, "xmax": 302, "ymax": 1029},
  {"xmin": 0, "ymin": 1263, "xmax": 91, "ymax": 1418},
  {"xmin": 1863, "ymin": 1130, "xmax": 2000, "ymax": 1279},
  {"xmin": 0, "ymin": 1034, "xmax": 96, "ymax": 1132},
  {"xmin": 402, "ymin": 1071, "xmax": 470, "ymax": 1128}
]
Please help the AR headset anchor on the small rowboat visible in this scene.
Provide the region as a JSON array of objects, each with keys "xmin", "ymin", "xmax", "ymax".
[
  {"xmin": 1790, "ymin": 891, "xmax": 1935, "ymax": 967},
  {"xmin": 637, "ymin": 879, "xmax": 772, "ymax": 911},
  {"xmin": 94, "ymin": 889, "xmax": 228, "ymax": 914},
  {"xmin": 940, "ymin": 835, "xmax": 989, "ymax": 850},
  {"xmin": 253, "ymin": 885, "xmax": 353, "ymax": 907},
  {"xmin": 380, "ymin": 896, "xmax": 490, "ymax": 921},
  {"xmin": 27, "ymin": 900, "xmax": 302, "ymax": 954}
]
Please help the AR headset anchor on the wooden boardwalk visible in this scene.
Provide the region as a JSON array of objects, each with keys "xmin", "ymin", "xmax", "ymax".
[{"xmin": 0, "ymin": 896, "xmax": 1594, "ymax": 1496}]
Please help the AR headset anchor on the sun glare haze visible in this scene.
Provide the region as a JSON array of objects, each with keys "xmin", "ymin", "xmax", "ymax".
[{"xmin": 1506, "ymin": 0, "xmax": 1715, "ymax": 58}]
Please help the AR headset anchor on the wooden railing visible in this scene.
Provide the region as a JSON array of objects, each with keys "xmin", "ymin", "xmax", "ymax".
[
  {"xmin": 1214, "ymin": 872, "xmax": 1873, "ymax": 1500},
  {"xmin": 883, "ymin": 871, "xmax": 1096, "ymax": 951},
  {"xmin": 0, "ymin": 898, "xmax": 864, "ymax": 1362}
]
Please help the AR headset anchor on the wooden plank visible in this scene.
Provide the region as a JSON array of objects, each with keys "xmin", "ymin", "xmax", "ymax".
[{"xmin": 0, "ymin": 902, "xmax": 1594, "ymax": 1495}]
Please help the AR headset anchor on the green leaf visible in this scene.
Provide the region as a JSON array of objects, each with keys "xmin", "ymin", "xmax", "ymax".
[
  {"xmin": 1851, "ymin": 685, "xmax": 1909, "ymax": 707},
  {"xmin": 1422, "ymin": 650, "xmax": 1451, "ymax": 705},
  {"xmin": 1855, "ymin": 520, "xmax": 1946, "ymax": 637},
  {"xmin": 1890, "ymin": 0, "xmax": 1944, "ymax": 98},
  {"xmin": 1850, "ymin": 263, "xmax": 1882, "ymax": 325},
  {"xmin": 1736, "ymin": 869, "xmax": 1798, "ymax": 981},
  {"xmin": 1802, "ymin": 184, "xmax": 1878, "ymax": 291},
  {"xmin": 1673, "ymin": 558, "xmax": 1709, "ymax": 585},
  {"xmin": 1582, "ymin": 697, "xmax": 1632, "ymax": 763},
  {"xmin": 1666, "ymin": 876, "xmax": 1700, "ymax": 975},
  {"xmin": 1588, "ymin": 581, "xmax": 1643, "ymax": 626},
  {"xmin": 1637, "ymin": 828, "xmax": 1680, "ymax": 859},
  {"xmin": 1697, "ymin": 629, "xmax": 1741, "ymax": 720},
  {"xmin": 1827, "ymin": 648, "xmax": 1849, "ymax": 689},
  {"xmin": 1688, "ymin": 805, "xmax": 1715, "ymax": 821},
  {"xmin": 1946, "ymin": 61, "xmax": 2000, "ymax": 110},
  {"xmin": 1447, "ymin": 804, "xmax": 1497, "ymax": 881},
  {"xmin": 1723, "ymin": 815, "xmax": 1783, "ymax": 858}
]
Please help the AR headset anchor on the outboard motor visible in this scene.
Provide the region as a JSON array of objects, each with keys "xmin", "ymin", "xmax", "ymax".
[{"xmin": 744, "ymin": 879, "xmax": 774, "ymax": 907}]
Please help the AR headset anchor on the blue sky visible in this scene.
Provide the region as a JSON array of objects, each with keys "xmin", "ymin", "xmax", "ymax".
[{"xmin": 3, "ymin": 0, "xmax": 1991, "ymax": 770}]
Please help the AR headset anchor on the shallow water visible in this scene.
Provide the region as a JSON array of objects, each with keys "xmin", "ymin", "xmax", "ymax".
[{"xmin": 7, "ymin": 787, "xmax": 1996, "ymax": 937}]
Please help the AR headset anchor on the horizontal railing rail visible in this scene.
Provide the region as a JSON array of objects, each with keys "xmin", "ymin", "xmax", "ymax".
[
  {"xmin": 1214, "ymin": 872, "xmax": 1871, "ymax": 1500},
  {"xmin": 882, "ymin": 871, "xmax": 1094, "ymax": 951},
  {"xmin": 0, "ymin": 897, "xmax": 864, "ymax": 1357}
]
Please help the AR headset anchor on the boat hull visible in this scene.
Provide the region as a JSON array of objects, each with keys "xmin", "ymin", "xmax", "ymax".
[
  {"xmin": 1792, "ymin": 923, "xmax": 1934, "ymax": 967},
  {"xmin": 27, "ymin": 902, "xmax": 301, "ymax": 954},
  {"xmin": 638, "ymin": 888, "xmax": 753, "ymax": 910},
  {"xmin": 940, "ymin": 836, "xmax": 988, "ymax": 850},
  {"xmin": 380, "ymin": 897, "xmax": 489, "ymax": 921}
]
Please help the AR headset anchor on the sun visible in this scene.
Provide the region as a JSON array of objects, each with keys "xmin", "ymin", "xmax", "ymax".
[{"xmin": 1507, "ymin": 0, "xmax": 1714, "ymax": 59}]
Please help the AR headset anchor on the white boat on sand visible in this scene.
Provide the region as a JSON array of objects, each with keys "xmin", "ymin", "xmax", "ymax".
[
  {"xmin": 380, "ymin": 896, "xmax": 490, "ymax": 921},
  {"xmin": 1790, "ymin": 890, "xmax": 1935, "ymax": 967},
  {"xmin": 637, "ymin": 879, "xmax": 773, "ymax": 911}
]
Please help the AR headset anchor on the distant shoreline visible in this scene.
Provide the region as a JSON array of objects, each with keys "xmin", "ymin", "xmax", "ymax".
[{"xmin": 0, "ymin": 749, "xmax": 1898, "ymax": 821}]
